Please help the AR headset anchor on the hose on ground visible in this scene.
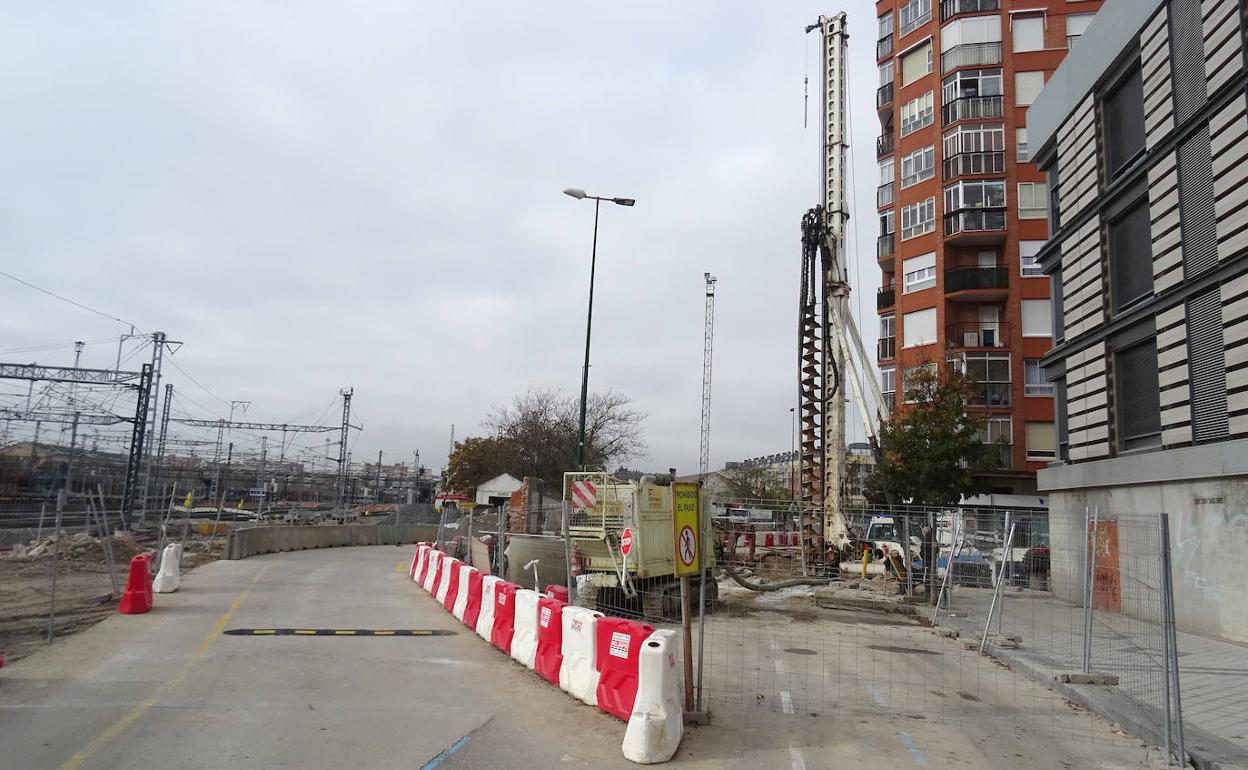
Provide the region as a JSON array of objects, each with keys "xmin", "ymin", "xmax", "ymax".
[{"xmin": 723, "ymin": 565, "xmax": 837, "ymax": 592}]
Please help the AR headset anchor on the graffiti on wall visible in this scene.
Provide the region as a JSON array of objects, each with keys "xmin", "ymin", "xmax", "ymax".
[{"xmin": 1089, "ymin": 520, "xmax": 1121, "ymax": 613}]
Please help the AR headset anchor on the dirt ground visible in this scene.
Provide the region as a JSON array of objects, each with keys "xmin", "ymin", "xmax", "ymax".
[{"xmin": 0, "ymin": 533, "xmax": 224, "ymax": 664}]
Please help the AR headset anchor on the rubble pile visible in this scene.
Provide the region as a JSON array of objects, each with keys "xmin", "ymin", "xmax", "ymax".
[{"xmin": 6, "ymin": 532, "xmax": 147, "ymax": 562}]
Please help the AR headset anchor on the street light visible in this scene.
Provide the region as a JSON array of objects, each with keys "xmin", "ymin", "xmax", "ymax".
[{"xmin": 563, "ymin": 187, "xmax": 636, "ymax": 470}]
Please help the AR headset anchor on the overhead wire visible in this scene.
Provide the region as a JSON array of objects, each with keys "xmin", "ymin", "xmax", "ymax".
[{"xmin": 0, "ymin": 269, "xmax": 141, "ymax": 330}]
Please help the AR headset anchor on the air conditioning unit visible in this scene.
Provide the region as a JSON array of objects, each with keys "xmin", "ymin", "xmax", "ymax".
[{"xmin": 963, "ymin": 331, "xmax": 980, "ymax": 347}]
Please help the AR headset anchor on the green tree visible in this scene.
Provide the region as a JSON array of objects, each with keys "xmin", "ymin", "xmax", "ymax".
[
  {"xmin": 720, "ymin": 462, "xmax": 794, "ymax": 501},
  {"xmin": 870, "ymin": 363, "xmax": 1002, "ymax": 506}
]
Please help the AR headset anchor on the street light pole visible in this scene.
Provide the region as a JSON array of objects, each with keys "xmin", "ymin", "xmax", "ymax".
[{"xmin": 563, "ymin": 188, "xmax": 635, "ymax": 471}]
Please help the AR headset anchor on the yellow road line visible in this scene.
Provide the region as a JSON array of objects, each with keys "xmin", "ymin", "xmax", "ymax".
[
  {"xmin": 252, "ymin": 629, "xmax": 276, "ymax": 635},
  {"xmin": 293, "ymin": 629, "xmax": 316, "ymax": 635},
  {"xmin": 61, "ymin": 562, "xmax": 275, "ymax": 770},
  {"xmin": 333, "ymin": 630, "xmax": 356, "ymax": 635},
  {"xmin": 374, "ymin": 630, "xmax": 395, "ymax": 636}
]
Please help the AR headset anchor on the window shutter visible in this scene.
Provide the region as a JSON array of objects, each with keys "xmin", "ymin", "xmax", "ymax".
[
  {"xmin": 1187, "ymin": 288, "xmax": 1229, "ymax": 442},
  {"xmin": 1169, "ymin": 0, "xmax": 1208, "ymax": 124},
  {"xmin": 1115, "ymin": 341, "xmax": 1161, "ymax": 448},
  {"xmin": 1177, "ymin": 128, "xmax": 1218, "ymax": 277}
]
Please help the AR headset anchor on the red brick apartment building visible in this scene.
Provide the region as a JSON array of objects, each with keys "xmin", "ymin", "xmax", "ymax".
[{"xmin": 874, "ymin": 0, "xmax": 1103, "ymax": 493}]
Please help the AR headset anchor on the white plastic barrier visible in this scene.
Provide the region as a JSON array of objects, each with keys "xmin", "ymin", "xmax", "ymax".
[
  {"xmin": 452, "ymin": 566, "xmax": 474, "ymax": 622},
  {"xmin": 412, "ymin": 544, "xmax": 429, "ymax": 582},
  {"xmin": 508, "ymin": 588, "xmax": 540, "ymax": 669},
  {"xmin": 559, "ymin": 606, "xmax": 604, "ymax": 706},
  {"xmin": 475, "ymin": 575, "xmax": 501, "ymax": 641},
  {"xmin": 152, "ymin": 543, "xmax": 182, "ymax": 593},
  {"xmin": 435, "ymin": 558, "xmax": 456, "ymax": 604},
  {"xmin": 422, "ymin": 551, "xmax": 443, "ymax": 593},
  {"xmin": 622, "ymin": 630, "xmax": 684, "ymax": 764}
]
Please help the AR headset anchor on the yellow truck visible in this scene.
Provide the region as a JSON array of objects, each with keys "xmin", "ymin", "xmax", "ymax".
[{"xmin": 563, "ymin": 471, "xmax": 717, "ymax": 618}]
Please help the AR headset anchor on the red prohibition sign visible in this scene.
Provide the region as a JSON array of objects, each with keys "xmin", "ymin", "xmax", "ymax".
[{"xmin": 678, "ymin": 525, "xmax": 697, "ymax": 566}]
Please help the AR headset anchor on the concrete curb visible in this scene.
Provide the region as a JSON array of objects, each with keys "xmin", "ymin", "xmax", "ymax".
[{"xmin": 225, "ymin": 524, "xmax": 438, "ymax": 560}]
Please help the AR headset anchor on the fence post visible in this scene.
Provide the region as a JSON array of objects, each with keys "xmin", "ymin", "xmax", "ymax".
[
  {"xmin": 902, "ymin": 514, "xmax": 914, "ymax": 597},
  {"xmin": 562, "ymin": 501, "xmax": 575, "ymax": 606},
  {"xmin": 998, "ymin": 511, "xmax": 1011, "ymax": 635},
  {"xmin": 1082, "ymin": 505, "xmax": 1099, "ymax": 674},
  {"xmin": 931, "ymin": 517, "xmax": 963, "ymax": 622},
  {"xmin": 1159, "ymin": 512, "xmax": 1185, "ymax": 765},
  {"xmin": 980, "ymin": 522, "xmax": 1015, "ymax": 654}
]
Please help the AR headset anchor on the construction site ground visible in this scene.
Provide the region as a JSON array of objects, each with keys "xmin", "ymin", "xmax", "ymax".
[{"xmin": 0, "ymin": 531, "xmax": 224, "ymax": 664}]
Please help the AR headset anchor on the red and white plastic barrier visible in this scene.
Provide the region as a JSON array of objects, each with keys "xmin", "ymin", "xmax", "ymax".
[
  {"xmin": 509, "ymin": 588, "xmax": 540, "ymax": 669},
  {"xmin": 452, "ymin": 565, "xmax": 474, "ymax": 621},
  {"xmin": 735, "ymin": 531, "xmax": 801, "ymax": 548},
  {"xmin": 559, "ymin": 606, "xmax": 605, "ymax": 706},
  {"xmin": 490, "ymin": 581, "xmax": 519, "ymax": 654},
  {"xmin": 405, "ymin": 543, "xmax": 683, "ymax": 764},
  {"xmin": 621, "ymin": 629, "xmax": 684, "ymax": 764},
  {"xmin": 475, "ymin": 575, "xmax": 501, "ymax": 641}
]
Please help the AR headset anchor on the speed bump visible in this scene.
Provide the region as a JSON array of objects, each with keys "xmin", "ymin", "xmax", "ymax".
[{"xmin": 223, "ymin": 628, "xmax": 455, "ymax": 636}]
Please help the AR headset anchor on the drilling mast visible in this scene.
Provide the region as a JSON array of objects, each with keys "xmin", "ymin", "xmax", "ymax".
[
  {"xmin": 699, "ymin": 273, "xmax": 718, "ymax": 479},
  {"xmin": 800, "ymin": 13, "xmax": 889, "ymax": 561}
]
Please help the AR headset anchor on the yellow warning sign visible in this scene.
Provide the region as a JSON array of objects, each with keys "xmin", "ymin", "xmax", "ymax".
[{"xmin": 672, "ymin": 482, "xmax": 701, "ymax": 576}]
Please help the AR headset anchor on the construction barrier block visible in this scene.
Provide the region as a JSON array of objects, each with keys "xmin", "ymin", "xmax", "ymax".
[
  {"xmin": 559, "ymin": 606, "xmax": 604, "ymax": 706},
  {"xmin": 435, "ymin": 557, "xmax": 457, "ymax": 605},
  {"xmin": 442, "ymin": 560, "xmax": 463, "ymax": 611},
  {"xmin": 490, "ymin": 581, "xmax": 520, "ymax": 654},
  {"xmin": 410, "ymin": 543, "xmax": 427, "ymax": 580},
  {"xmin": 595, "ymin": 617, "xmax": 656, "ymax": 721},
  {"xmin": 475, "ymin": 575, "xmax": 501, "ymax": 641},
  {"xmin": 118, "ymin": 554, "xmax": 154, "ymax": 615},
  {"xmin": 463, "ymin": 569, "xmax": 485, "ymax": 629},
  {"xmin": 546, "ymin": 584, "xmax": 569, "ymax": 603},
  {"xmin": 414, "ymin": 544, "xmax": 432, "ymax": 585},
  {"xmin": 621, "ymin": 630, "xmax": 684, "ymax": 764},
  {"xmin": 509, "ymin": 588, "xmax": 540, "ymax": 669},
  {"xmin": 422, "ymin": 551, "xmax": 443, "ymax": 593},
  {"xmin": 152, "ymin": 543, "xmax": 182, "ymax": 593},
  {"xmin": 534, "ymin": 597, "xmax": 567, "ymax": 685},
  {"xmin": 451, "ymin": 564, "xmax": 474, "ymax": 623}
]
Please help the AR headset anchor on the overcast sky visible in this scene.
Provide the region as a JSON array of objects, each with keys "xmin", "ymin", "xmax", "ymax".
[{"xmin": 0, "ymin": 1, "xmax": 882, "ymax": 474}]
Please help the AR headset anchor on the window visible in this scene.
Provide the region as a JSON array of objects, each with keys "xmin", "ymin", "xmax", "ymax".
[
  {"xmin": 903, "ymin": 252, "xmax": 937, "ymax": 293},
  {"xmin": 1016, "ymin": 127, "xmax": 1029, "ymax": 162},
  {"xmin": 958, "ymin": 352, "xmax": 1011, "ymax": 406},
  {"xmin": 942, "ymin": 68, "xmax": 1003, "ymax": 103},
  {"xmin": 1024, "ymin": 359, "xmax": 1054, "ymax": 396},
  {"xmin": 943, "ymin": 123, "xmax": 1005, "ymax": 156},
  {"xmin": 879, "ymin": 157, "xmax": 895, "ymax": 185},
  {"xmin": 945, "ymin": 179, "xmax": 1006, "ymax": 211},
  {"xmin": 1021, "ymin": 299, "xmax": 1053, "ymax": 337},
  {"xmin": 1025, "ymin": 422, "xmax": 1057, "ymax": 459},
  {"xmin": 878, "ymin": 157, "xmax": 895, "ymax": 206},
  {"xmin": 901, "ymin": 91, "xmax": 935, "ymax": 136},
  {"xmin": 940, "ymin": 16, "xmax": 1002, "ymax": 52},
  {"xmin": 881, "ymin": 366, "xmax": 897, "ymax": 404},
  {"xmin": 879, "ymin": 60, "xmax": 894, "ymax": 87},
  {"xmin": 1020, "ymin": 240, "xmax": 1045, "ymax": 277},
  {"xmin": 880, "ymin": 208, "xmax": 896, "ymax": 237},
  {"xmin": 901, "ymin": 146, "xmax": 936, "ymax": 187},
  {"xmin": 1014, "ymin": 71, "xmax": 1045, "ymax": 106},
  {"xmin": 1017, "ymin": 182, "xmax": 1048, "ymax": 219},
  {"xmin": 1108, "ymin": 201, "xmax": 1153, "ymax": 311},
  {"xmin": 903, "ymin": 307, "xmax": 937, "ymax": 348},
  {"xmin": 902, "ymin": 362, "xmax": 937, "ymax": 402},
  {"xmin": 878, "ymin": 11, "xmax": 894, "ymax": 40},
  {"xmin": 1104, "ymin": 67, "xmax": 1146, "ymax": 178},
  {"xmin": 1012, "ymin": 15, "xmax": 1044, "ymax": 52},
  {"xmin": 1115, "ymin": 338, "xmax": 1161, "ymax": 450},
  {"xmin": 899, "ymin": 0, "xmax": 932, "ymax": 37},
  {"xmin": 983, "ymin": 416, "xmax": 1013, "ymax": 444},
  {"xmin": 1066, "ymin": 13, "xmax": 1094, "ymax": 48},
  {"xmin": 900, "ymin": 41, "xmax": 934, "ymax": 86},
  {"xmin": 901, "ymin": 197, "xmax": 936, "ymax": 239}
]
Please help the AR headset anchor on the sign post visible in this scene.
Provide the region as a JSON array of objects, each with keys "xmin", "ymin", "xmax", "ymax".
[{"xmin": 672, "ymin": 482, "xmax": 701, "ymax": 714}]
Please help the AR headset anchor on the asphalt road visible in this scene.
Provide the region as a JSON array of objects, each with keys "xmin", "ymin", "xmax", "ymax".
[{"xmin": 0, "ymin": 546, "xmax": 1157, "ymax": 769}]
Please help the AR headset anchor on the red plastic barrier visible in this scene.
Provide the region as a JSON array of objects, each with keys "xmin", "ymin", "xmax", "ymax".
[
  {"xmin": 415, "ymin": 546, "xmax": 434, "ymax": 586},
  {"xmin": 442, "ymin": 560, "xmax": 463, "ymax": 611},
  {"xmin": 409, "ymin": 543, "xmax": 425, "ymax": 579},
  {"xmin": 545, "ymin": 584, "xmax": 569, "ymax": 603},
  {"xmin": 534, "ymin": 596, "xmax": 567, "ymax": 685},
  {"xmin": 118, "ymin": 554, "xmax": 154, "ymax": 615},
  {"xmin": 463, "ymin": 568, "xmax": 485, "ymax": 629},
  {"xmin": 594, "ymin": 617, "xmax": 655, "ymax": 721},
  {"xmin": 490, "ymin": 581, "xmax": 520, "ymax": 653}
]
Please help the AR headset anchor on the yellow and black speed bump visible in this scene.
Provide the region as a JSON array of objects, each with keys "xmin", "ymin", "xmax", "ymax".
[{"xmin": 224, "ymin": 628, "xmax": 455, "ymax": 637}]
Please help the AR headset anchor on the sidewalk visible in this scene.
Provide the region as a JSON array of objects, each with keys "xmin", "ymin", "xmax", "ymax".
[{"xmin": 937, "ymin": 586, "xmax": 1248, "ymax": 770}]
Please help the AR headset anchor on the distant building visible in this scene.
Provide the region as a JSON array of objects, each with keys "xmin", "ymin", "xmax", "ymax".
[{"xmin": 1029, "ymin": 0, "xmax": 1248, "ymax": 642}]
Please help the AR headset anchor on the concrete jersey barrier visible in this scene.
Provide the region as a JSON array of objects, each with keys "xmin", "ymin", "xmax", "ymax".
[{"xmin": 225, "ymin": 525, "xmax": 438, "ymax": 560}]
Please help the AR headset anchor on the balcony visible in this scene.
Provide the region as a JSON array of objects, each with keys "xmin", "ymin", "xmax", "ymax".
[
  {"xmin": 900, "ymin": 7, "xmax": 932, "ymax": 37},
  {"xmin": 940, "ymin": 0, "xmax": 1001, "ymax": 21},
  {"xmin": 877, "ymin": 181, "xmax": 895, "ymax": 208},
  {"xmin": 878, "ymin": 336, "xmax": 897, "ymax": 360},
  {"xmin": 877, "ymin": 285, "xmax": 896, "ymax": 310},
  {"xmin": 943, "ymin": 150, "xmax": 1005, "ymax": 179},
  {"xmin": 877, "ymin": 234, "xmax": 896, "ymax": 262},
  {"xmin": 877, "ymin": 133, "xmax": 895, "ymax": 158},
  {"xmin": 877, "ymin": 82, "xmax": 894, "ymax": 110},
  {"xmin": 945, "ymin": 265, "xmax": 1009, "ymax": 301},
  {"xmin": 946, "ymin": 322, "xmax": 1012, "ymax": 350},
  {"xmin": 969, "ymin": 382, "xmax": 1012, "ymax": 408},
  {"xmin": 877, "ymin": 34, "xmax": 894, "ymax": 60},
  {"xmin": 941, "ymin": 42, "xmax": 1002, "ymax": 74},
  {"xmin": 941, "ymin": 95, "xmax": 1005, "ymax": 126},
  {"xmin": 943, "ymin": 207, "xmax": 1007, "ymax": 244}
]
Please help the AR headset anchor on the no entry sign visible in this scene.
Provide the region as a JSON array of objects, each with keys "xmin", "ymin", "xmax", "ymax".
[{"xmin": 620, "ymin": 527, "xmax": 633, "ymax": 557}]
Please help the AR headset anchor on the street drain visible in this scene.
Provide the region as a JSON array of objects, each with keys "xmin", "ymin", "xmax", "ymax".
[
  {"xmin": 224, "ymin": 628, "xmax": 456, "ymax": 637},
  {"xmin": 783, "ymin": 648, "xmax": 819, "ymax": 655},
  {"xmin": 867, "ymin": 644, "xmax": 941, "ymax": 656}
]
